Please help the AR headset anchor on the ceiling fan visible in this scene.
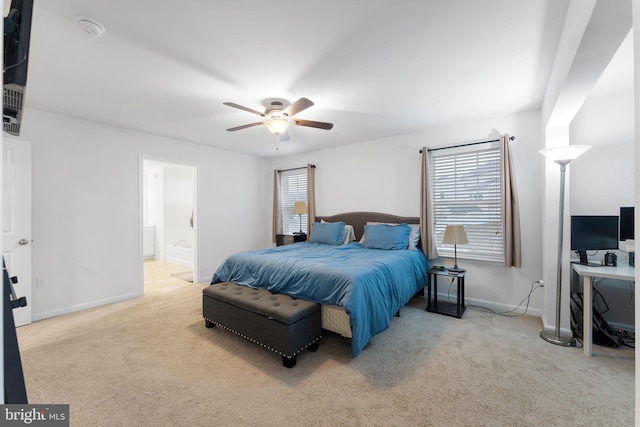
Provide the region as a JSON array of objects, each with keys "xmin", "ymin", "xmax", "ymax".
[{"xmin": 223, "ymin": 97, "xmax": 333, "ymax": 139}]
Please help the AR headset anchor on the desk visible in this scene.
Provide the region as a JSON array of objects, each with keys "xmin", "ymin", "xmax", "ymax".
[{"xmin": 571, "ymin": 263, "xmax": 635, "ymax": 356}]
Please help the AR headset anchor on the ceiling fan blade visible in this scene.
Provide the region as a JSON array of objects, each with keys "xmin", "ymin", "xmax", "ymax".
[
  {"xmin": 226, "ymin": 122, "xmax": 263, "ymax": 131},
  {"xmin": 223, "ymin": 102, "xmax": 265, "ymax": 117},
  {"xmin": 282, "ymin": 97, "xmax": 314, "ymax": 117},
  {"xmin": 293, "ymin": 119, "xmax": 334, "ymax": 130}
]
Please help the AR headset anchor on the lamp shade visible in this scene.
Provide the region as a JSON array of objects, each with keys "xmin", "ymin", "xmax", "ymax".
[
  {"xmin": 442, "ymin": 224, "xmax": 468, "ymax": 245},
  {"xmin": 293, "ymin": 201, "xmax": 308, "ymax": 215},
  {"xmin": 265, "ymin": 118, "xmax": 290, "ymax": 135},
  {"xmin": 538, "ymin": 145, "xmax": 591, "ymax": 165}
]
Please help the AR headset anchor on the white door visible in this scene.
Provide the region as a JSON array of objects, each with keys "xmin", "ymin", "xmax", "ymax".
[{"xmin": 2, "ymin": 138, "xmax": 32, "ymax": 326}]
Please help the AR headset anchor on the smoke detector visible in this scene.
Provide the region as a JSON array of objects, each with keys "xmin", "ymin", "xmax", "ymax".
[{"xmin": 76, "ymin": 17, "xmax": 105, "ymax": 37}]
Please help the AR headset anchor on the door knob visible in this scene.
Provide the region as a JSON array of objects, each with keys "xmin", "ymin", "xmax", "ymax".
[{"xmin": 18, "ymin": 239, "xmax": 29, "ymax": 245}]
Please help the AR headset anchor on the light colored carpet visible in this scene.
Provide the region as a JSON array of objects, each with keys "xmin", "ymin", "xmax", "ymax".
[{"xmin": 16, "ymin": 261, "xmax": 634, "ymax": 426}]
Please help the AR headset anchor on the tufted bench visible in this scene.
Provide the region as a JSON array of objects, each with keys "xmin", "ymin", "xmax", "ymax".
[{"xmin": 203, "ymin": 282, "xmax": 321, "ymax": 368}]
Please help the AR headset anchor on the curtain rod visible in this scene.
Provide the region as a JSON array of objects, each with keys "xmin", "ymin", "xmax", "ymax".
[
  {"xmin": 419, "ymin": 136, "xmax": 515, "ymax": 153},
  {"xmin": 276, "ymin": 164, "xmax": 316, "ymax": 173}
]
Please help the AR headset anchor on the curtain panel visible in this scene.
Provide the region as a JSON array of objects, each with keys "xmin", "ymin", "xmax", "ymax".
[
  {"xmin": 272, "ymin": 169, "xmax": 283, "ymax": 243},
  {"xmin": 307, "ymin": 164, "xmax": 316, "ymax": 232},
  {"xmin": 420, "ymin": 147, "xmax": 439, "ymax": 259},
  {"xmin": 501, "ymin": 135, "xmax": 521, "ymax": 267}
]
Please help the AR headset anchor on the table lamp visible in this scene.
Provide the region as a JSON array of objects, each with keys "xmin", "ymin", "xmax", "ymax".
[
  {"xmin": 293, "ymin": 201, "xmax": 307, "ymax": 234},
  {"xmin": 442, "ymin": 224, "xmax": 468, "ymax": 272}
]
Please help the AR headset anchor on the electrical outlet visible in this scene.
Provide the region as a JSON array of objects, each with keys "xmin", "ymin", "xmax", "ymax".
[
  {"xmin": 534, "ymin": 279, "xmax": 544, "ymax": 287},
  {"xmin": 36, "ymin": 276, "xmax": 48, "ymax": 288}
]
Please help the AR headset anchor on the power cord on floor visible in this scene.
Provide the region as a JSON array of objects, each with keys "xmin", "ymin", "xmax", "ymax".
[
  {"xmin": 444, "ymin": 276, "xmax": 636, "ymax": 347},
  {"xmin": 617, "ymin": 330, "xmax": 635, "ymax": 349},
  {"xmin": 592, "ymin": 280, "xmax": 635, "ymax": 349},
  {"xmin": 457, "ymin": 279, "xmax": 544, "ymax": 317}
]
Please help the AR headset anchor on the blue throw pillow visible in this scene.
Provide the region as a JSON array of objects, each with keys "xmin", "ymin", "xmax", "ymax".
[
  {"xmin": 309, "ymin": 221, "xmax": 346, "ymax": 245},
  {"xmin": 362, "ymin": 223, "xmax": 411, "ymax": 250}
]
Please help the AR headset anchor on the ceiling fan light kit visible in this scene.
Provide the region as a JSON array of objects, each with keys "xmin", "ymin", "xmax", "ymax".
[
  {"xmin": 224, "ymin": 97, "xmax": 333, "ymax": 138},
  {"xmin": 264, "ymin": 118, "xmax": 289, "ymax": 135}
]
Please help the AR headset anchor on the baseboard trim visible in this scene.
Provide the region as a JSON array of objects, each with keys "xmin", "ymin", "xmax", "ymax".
[
  {"xmin": 31, "ymin": 291, "xmax": 143, "ymax": 322},
  {"xmin": 441, "ymin": 293, "xmax": 543, "ymax": 319}
]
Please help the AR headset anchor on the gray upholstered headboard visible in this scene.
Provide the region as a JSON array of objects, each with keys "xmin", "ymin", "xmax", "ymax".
[{"xmin": 314, "ymin": 212, "xmax": 420, "ymax": 242}]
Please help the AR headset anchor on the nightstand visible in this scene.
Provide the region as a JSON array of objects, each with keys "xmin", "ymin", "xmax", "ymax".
[
  {"xmin": 276, "ymin": 233, "xmax": 307, "ymax": 246},
  {"xmin": 426, "ymin": 267, "xmax": 466, "ymax": 318},
  {"xmin": 293, "ymin": 233, "xmax": 307, "ymax": 242}
]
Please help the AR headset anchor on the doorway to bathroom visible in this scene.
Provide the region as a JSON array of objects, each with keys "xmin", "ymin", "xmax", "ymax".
[{"xmin": 142, "ymin": 159, "xmax": 196, "ymax": 288}]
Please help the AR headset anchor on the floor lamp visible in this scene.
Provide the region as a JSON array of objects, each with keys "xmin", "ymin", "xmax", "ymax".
[{"xmin": 539, "ymin": 145, "xmax": 591, "ymax": 346}]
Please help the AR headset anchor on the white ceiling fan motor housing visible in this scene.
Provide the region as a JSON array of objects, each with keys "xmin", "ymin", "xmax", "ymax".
[{"xmin": 265, "ymin": 101, "xmax": 285, "ymax": 118}]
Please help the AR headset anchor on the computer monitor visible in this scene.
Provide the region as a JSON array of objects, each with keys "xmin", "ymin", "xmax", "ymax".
[
  {"xmin": 570, "ymin": 215, "xmax": 619, "ymax": 266},
  {"xmin": 619, "ymin": 207, "xmax": 634, "ymax": 242}
]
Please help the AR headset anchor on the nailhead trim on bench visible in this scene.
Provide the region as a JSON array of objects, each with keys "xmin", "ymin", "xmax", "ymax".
[
  {"xmin": 203, "ymin": 282, "xmax": 322, "ymax": 367},
  {"xmin": 205, "ymin": 317, "xmax": 322, "ymax": 359}
]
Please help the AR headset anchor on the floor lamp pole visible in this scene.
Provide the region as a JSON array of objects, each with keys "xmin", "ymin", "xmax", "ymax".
[{"xmin": 540, "ymin": 163, "xmax": 576, "ymax": 346}]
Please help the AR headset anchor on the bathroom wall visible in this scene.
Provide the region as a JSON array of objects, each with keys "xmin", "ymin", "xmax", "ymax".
[
  {"xmin": 143, "ymin": 161, "xmax": 194, "ymax": 262},
  {"xmin": 164, "ymin": 165, "xmax": 194, "ymax": 249}
]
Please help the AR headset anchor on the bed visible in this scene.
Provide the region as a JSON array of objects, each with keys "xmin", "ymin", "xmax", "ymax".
[{"xmin": 210, "ymin": 212, "xmax": 430, "ymax": 357}]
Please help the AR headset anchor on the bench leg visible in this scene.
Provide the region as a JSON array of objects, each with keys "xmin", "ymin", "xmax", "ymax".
[
  {"xmin": 205, "ymin": 319, "xmax": 215, "ymax": 328},
  {"xmin": 283, "ymin": 355, "xmax": 297, "ymax": 368},
  {"xmin": 308, "ymin": 341, "xmax": 319, "ymax": 352}
]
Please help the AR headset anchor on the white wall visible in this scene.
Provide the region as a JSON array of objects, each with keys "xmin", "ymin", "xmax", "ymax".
[
  {"xmin": 21, "ymin": 108, "xmax": 269, "ymax": 320},
  {"xmin": 143, "ymin": 161, "xmax": 164, "ymax": 258},
  {"xmin": 570, "ymin": 30, "xmax": 634, "ymax": 247},
  {"xmin": 540, "ymin": 0, "xmax": 633, "ymax": 332},
  {"xmin": 568, "ymin": 31, "xmax": 635, "ymax": 330},
  {"xmin": 633, "ymin": 0, "xmax": 639, "ymax": 417},
  {"xmin": 143, "ymin": 161, "xmax": 195, "ymax": 262},
  {"xmin": 143, "ymin": 162, "xmax": 163, "ymax": 227},
  {"xmin": 163, "ymin": 165, "xmax": 194, "ymax": 249},
  {"xmin": 269, "ymin": 110, "xmax": 546, "ymax": 314}
]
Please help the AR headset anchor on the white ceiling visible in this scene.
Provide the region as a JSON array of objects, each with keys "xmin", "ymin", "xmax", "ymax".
[{"xmin": 24, "ymin": 0, "xmax": 570, "ymax": 158}]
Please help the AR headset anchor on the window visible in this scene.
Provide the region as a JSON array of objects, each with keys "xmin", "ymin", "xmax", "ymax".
[
  {"xmin": 430, "ymin": 143, "xmax": 504, "ymax": 263},
  {"xmin": 280, "ymin": 169, "xmax": 308, "ymax": 234}
]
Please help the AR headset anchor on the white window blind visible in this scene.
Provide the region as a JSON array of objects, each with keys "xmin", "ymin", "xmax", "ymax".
[
  {"xmin": 280, "ymin": 169, "xmax": 308, "ymax": 234},
  {"xmin": 430, "ymin": 144, "xmax": 504, "ymax": 263}
]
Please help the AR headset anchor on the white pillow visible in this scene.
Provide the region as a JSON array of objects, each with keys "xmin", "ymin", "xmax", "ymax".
[{"xmin": 342, "ymin": 225, "xmax": 356, "ymax": 244}]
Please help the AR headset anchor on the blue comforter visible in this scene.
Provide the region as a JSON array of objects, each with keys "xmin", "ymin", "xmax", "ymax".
[{"xmin": 211, "ymin": 242, "xmax": 430, "ymax": 356}]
